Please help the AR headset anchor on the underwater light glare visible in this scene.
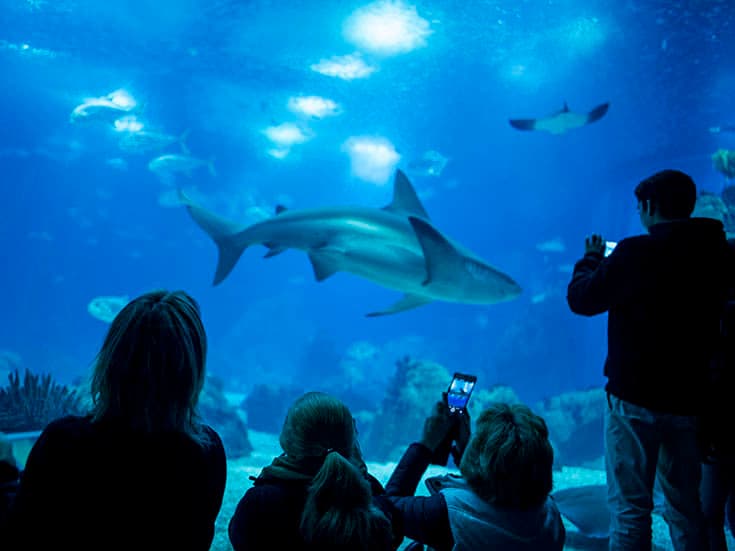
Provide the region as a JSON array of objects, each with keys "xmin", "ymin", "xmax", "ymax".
[
  {"xmin": 558, "ymin": 16, "xmax": 606, "ymax": 53},
  {"xmin": 287, "ymin": 96, "xmax": 340, "ymax": 118},
  {"xmin": 113, "ymin": 115, "xmax": 144, "ymax": 133},
  {"xmin": 343, "ymin": 136, "xmax": 401, "ymax": 185},
  {"xmin": 106, "ymin": 89, "xmax": 136, "ymax": 110},
  {"xmin": 344, "ymin": 0, "xmax": 431, "ymax": 56},
  {"xmin": 310, "ymin": 54, "xmax": 376, "ymax": 80},
  {"xmin": 263, "ymin": 123, "xmax": 311, "ymax": 147}
]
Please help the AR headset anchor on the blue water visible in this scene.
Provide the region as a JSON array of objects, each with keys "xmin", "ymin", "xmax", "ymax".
[{"xmin": 1, "ymin": 0, "xmax": 733, "ymax": 405}]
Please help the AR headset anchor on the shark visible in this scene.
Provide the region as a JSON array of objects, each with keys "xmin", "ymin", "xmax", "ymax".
[
  {"xmin": 180, "ymin": 170, "xmax": 522, "ymax": 316},
  {"xmin": 509, "ymin": 102, "xmax": 610, "ymax": 135}
]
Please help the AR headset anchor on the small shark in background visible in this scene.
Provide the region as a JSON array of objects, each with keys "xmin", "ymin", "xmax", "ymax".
[
  {"xmin": 148, "ymin": 154, "xmax": 215, "ymax": 184},
  {"xmin": 180, "ymin": 170, "xmax": 522, "ymax": 316},
  {"xmin": 510, "ymin": 102, "xmax": 610, "ymax": 135},
  {"xmin": 710, "ymin": 125, "xmax": 735, "ymax": 134}
]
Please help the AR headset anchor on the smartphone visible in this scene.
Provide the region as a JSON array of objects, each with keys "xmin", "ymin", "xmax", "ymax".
[
  {"xmin": 446, "ymin": 372, "xmax": 477, "ymax": 413},
  {"xmin": 604, "ymin": 241, "xmax": 617, "ymax": 258}
]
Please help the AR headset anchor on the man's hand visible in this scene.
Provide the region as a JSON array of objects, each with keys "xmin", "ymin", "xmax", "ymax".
[{"xmin": 585, "ymin": 234, "xmax": 606, "ymax": 256}]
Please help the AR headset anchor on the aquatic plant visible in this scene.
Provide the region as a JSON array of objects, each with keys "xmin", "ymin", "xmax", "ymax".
[{"xmin": 0, "ymin": 368, "xmax": 86, "ymax": 433}]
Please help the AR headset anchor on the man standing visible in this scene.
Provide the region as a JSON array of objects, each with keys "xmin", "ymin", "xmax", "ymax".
[{"xmin": 567, "ymin": 169, "xmax": 735, "ymax": 551}]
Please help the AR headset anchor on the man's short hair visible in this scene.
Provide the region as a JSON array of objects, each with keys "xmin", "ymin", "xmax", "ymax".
[
  {"xmin": 459, "ymin": 403, "xmax": 553, "ymax": 509},
  {"xmin": 634, "ymin": 169, "xmax": 697, "ymax": 219}
]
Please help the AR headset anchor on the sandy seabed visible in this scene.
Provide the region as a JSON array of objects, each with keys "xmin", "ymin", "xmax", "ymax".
[{"xmin": 212, "ymin": 430, "xmax": 733, "ymax": 551}]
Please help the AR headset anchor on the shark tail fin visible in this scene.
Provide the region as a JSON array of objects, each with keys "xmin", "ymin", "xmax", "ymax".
[{"xmin": 178, "ymin": 190, "xmax": 247, "ymax": 285}]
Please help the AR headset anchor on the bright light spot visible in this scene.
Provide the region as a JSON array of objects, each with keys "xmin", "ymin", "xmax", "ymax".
[
  {"xmin": 310, "ymin": 54, "xmax": 376, "ymax": 80},
  {"xmin": 287, "ymin": 96, "xmax": 340, "ymax": 119},
  {"xmin": 263, "ymin": 123, "xmax": 311, "ymax": 147},
  {"xmin": 558, "ymin": 16, "xmax": 606, "ymax": 53},
  {"xmin": 342, "ymin": 136, "xmax": 401, "ymax": 185},
  {"xmin": 510, "ymin": 64, "xmax": 526, "ymax": 77},
  {"xmin": 106, "ymin": 89, "xmax": 137, "ymax": 110},
  {"xmin": 21, "ymin": 44, "xmax": 30, "ymax": 50},
  {"xmin": 113, "ymin": 115, "xmax": 144, "ymax": 133},
  {"xmin": 343, "ymin": 1, "xmax": 431, "ymax": 56}
]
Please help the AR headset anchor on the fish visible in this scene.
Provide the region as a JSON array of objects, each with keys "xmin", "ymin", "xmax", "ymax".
[
  {"xmin": 510, "ymin": 102, "xmax": 609, "ymax": 135},
  {"xmin": 119, "ymin": 129, "xmax": 190, "ymax": 154},
  {"xmin": 552, "ymin": 484, "xmax": 666, "ymax": 542},
  {"xmin": 148, "ymin": 154, "xmax": 215, "ymax": 184},
  {"xmin": 87, "ymin": 295, "xmax": 129, "ymax": 323},
  {"xmin": 407, "ymin": 150, "xmax": 449, "ymax": 177},
  {"xmin": 70, "ymin": 89, "xmax": 137, "ymax": 124},
  {"xmin": 180, "ymin": 170, "xmax": 522, "ymax": 317},
  {"xmin": 536, "ymin": 237, "xmax": 566, "ymax": 253},
  {"xmin": 709, "ymin": 125, "xmax": 735, "ymax": 134}
]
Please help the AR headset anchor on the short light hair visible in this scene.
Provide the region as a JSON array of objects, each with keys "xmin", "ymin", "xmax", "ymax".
[
  {"xmin": 90, "ymin": 290, "xmax": 209, "ymax": 444},
  {"xmin": 460, "ymin": 403, "xmax": 553, "ymax": 509}
]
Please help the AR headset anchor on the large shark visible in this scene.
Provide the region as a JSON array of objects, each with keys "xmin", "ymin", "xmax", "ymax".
[
  {"xmin": 509, "ymin": 102, "xmax": 610, "ymax": 135},
  {"xmin": 180, "ymin": 170, "xmax": 521, "ymax": 316}
]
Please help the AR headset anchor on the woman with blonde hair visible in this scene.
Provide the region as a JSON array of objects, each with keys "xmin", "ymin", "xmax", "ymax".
[
  {"xmin": 7, "ymin": 290, "xmax": 226, "ymax": 551},
  {"xmin": 228, "ymin": 391, "xmax": 399, "ymax": 551},
  {"xmin": 384, "ymin": 401, "xmax": 564, "ymax": 551}
]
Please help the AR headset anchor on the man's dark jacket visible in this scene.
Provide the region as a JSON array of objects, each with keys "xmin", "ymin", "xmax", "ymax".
[{"xmin": 567, "ymin": 218, "xmax": 735, "ymax": 415}]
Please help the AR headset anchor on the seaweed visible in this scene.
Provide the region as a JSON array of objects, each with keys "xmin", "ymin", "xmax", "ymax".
[{"xmin": 0, "ymin": 368, "xmax": 86, "ymax": 433}]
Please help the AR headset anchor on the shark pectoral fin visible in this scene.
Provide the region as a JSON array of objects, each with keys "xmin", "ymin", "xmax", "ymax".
[
  {"xmin": 586, "ymin": 102, "xmax": 610, "ymax": 124},
  {"xmin": 263, "ymin": 244, "xmax": 287, "ymax": 258},
  {"xmin": 408, "ymin": 216, "xmax": 461, "ymax": 286},
  {"xmin": 308, "ymin": 252, "xmax": 340, "ymax": 282},
  {"xmin": 382, "ymin": 170, "xmax": 431, "ymax": 220},
  {"xmin": 366, "ymin": 294, "xmax": 433, "ymax": 317},
  {"xmin": 509, "ymin": 118, "xmax": 537, "ymax": 131}
]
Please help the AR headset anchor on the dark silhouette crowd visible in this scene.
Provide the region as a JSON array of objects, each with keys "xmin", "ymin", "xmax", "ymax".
[{"xmin": 0, "ymin": 169, "xmax": 733, "ymax": 551}]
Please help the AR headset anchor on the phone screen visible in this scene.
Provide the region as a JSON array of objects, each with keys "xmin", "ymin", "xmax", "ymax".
[{"xmin": 447, "ymin": 373, "xmax": 477, "ymax": 413}]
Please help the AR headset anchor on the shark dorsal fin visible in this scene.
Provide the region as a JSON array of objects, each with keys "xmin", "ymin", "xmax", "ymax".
[
  {"xmin": 562, "ymin": 101, "xmax": 570, "ymax": 112},
  {"xmin": 408, "ymin": 216, "xmax": 461, "ymax": 285},
  {"xmin": 383, "ymin": 170, "xmax": 430, "ymax": 220},
  {"xmin": 275, "ymin": 205, "xmax": 288, "ymax": 215}
]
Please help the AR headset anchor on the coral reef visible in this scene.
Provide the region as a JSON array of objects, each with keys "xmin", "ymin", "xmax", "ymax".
[
  {"xmin": 535, "ymin": 387, "xmax": 606, "ymax": 466},
  {"xmin": 0, "ymin": 369, "xmax": 86, "ymax": 433},
  {"xmin": 468, "ymin": 385, "xmax": 522, "ymax": 416},
  {"xmin": 713, "ymin": 149, "xmax": 735, "ymax": 180},
  {"xmin": 199, "ymin": 375, "xmax": 253, "ymax": 459},
  {"xmin": 362, "ymin": 356, "xmax": 451, "ymax": 462}
]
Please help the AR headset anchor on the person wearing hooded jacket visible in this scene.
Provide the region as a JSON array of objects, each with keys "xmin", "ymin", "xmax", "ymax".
[
  {"xmin": 567, "ymin": 169, "xmax": 735, "ymax": 551},
  {"xmin": 383, "ymin": 400, "xmax": 565, "ymax": 551}
]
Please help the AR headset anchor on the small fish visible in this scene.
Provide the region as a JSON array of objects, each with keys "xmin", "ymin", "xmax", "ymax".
[
  {"xmin": 70, "ymin": 89, "xmax": 137, "ymax": 124},
  {"xmin": 510, "ymin": 102, "xmax": 609, "ymax": 135},
  {"xmin": 709, "ymin": 125, "xmax": 735, "ymax": 134},
  {"xmin": 536, "ymin": 237, "xmax": 566, "ymax": 253},
  {"xmin": 87, "ymin": 295, "xmax": 129, "ymax": 323},
  {"xmin": 407, "ymin": 150, "xmax": 449, "ymax": 177},
  {"xmin": 148, "ymin": 154, "xmax": 215, "ymax": 184},
  {"xmin": 119, "ymin": 129, "xmax": 190, "ymax": 155}
]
